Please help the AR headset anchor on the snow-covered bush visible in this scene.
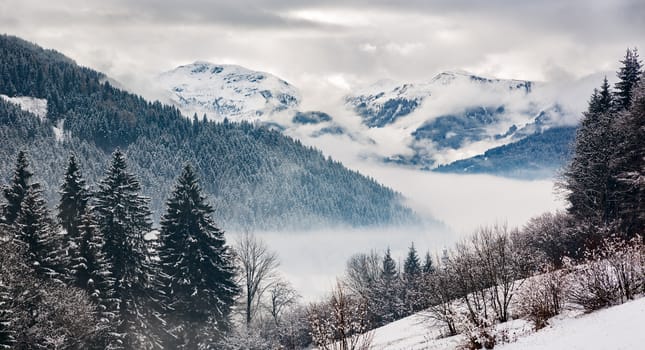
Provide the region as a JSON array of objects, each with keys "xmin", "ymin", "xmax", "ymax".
[
  {"xmin": 217, "ymin": 328, "xmax": 273, "ymax": 350},
  {"xmin": 424, "ymin": 266, "xmax": 459, "ymax": 336},
  {"xmin": 516, "ymin": 268, "xmax": 568, "ymax": 329},
  {"xmin": 516, "ymin": 211, "xmax": 582, "ymax": 268},
  {"xmin": 567, "ymin": 235, "xmax": 644, "ymax": 312},
  {"xmin": 456, "ymin": 311, "xmax": 507, "ymax": 350},
  {"xmin": 0, "ymin": 238, "xmax": 104, "ymax": 349},
  {"xmin": 308, "ymin": 281, "xmax": 373, "ymax": 350}
]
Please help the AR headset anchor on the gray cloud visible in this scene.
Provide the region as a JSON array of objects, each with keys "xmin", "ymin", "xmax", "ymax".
[{"xmin": 1, "ymin": 0, "xmax": 643, "ymax": 105}]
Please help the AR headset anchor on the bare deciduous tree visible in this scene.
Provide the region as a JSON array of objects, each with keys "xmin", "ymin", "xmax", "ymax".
[
  {"xmin": 308, "ymin": 281, "xmax": 373, "ymax": 350},
  {"xmin": 234, "ymin": 231, "xmax": 279, "ymax": 326},
  {"xmin": 267, "ymin": 279, "xmax": 300, "ymax": 327},
  {"xmin": 344, "ymin": 251, "xmax": 381, "ymax": 299}
]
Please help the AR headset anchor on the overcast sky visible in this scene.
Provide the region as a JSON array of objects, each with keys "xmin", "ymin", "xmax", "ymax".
[{"xmin": 2, "ymin": 0, "xmax": 644, "ymax": 99}]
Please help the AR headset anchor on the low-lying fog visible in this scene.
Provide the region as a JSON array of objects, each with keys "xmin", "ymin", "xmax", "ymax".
[{"xmin": 228, "ymin": 161, "xmax": 565, "ymax": 300}]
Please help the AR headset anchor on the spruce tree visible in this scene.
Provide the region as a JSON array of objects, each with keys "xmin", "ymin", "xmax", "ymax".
[
  {"xmin": 422, "ymin": 251, "xmax": 435, "ymax": 274},
  {"xmin": 94, "ymin": 150, "xmax": 155, "ymax": 349},
  {"xmin": 57, "ymin": 155, "xmax": 91, "ymax": 283},
  {"xmin": 77, "ymin": 211, "xmax": 120, "ymax": 349},
  {"xmin": 2, "ymin": 151, "xmax": 33, "ymax": 225},
  {"xmin": 76, "ymin": 212, "xmax": 115, "ymax": 309},
  {"xmin": 564, "ymin": 77, "xmax": 617, "ymax": 226},
  {"xmin": 377, "ymin": 248, "xmax": 400, "ymax": 323},
  {"xmin": 403, "ymin": 243, "xmax": 422, "ymax": 313},
  {"xmin": 0, "ymin": 238, "xmax": 18, "ymax": 349},
  {"xmin": 614, "ymin": 48, "xmax": 642, "ymax": 111},
  {"xmin": 0, "ymin": 284, "xmax": 13, "ymax": 349},
  {"xmin": 381, "ymin": 248, "xmax": 397, "ymax": 283},
  {"xmin": 612, "ymin": 74, "xmax": 645, "ymax": 236},
  {"xmin": 157, "ymin": 164, "xmax": 238, "ymax": 348},
  {"xmin": 14, "ymin": 186, "xmax": 65, "ymax": 281},
  {"xmin": 403, "ymin": 243, "xmax": 421, "ymax": 277}
]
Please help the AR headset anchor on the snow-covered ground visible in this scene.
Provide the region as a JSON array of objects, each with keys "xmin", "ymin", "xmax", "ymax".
[
  {"xmin": 366, "ymin": 297, "xmax": 645, "ymax": 349},
  {"xmin": 499, "ymin": 297, "xmax": 645, "ymax": 350},
  {"xmin": 0, "ymin": 94, "xmax": 48, "ymax": 120}
]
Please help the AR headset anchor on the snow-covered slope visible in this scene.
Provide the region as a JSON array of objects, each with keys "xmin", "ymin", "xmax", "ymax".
[
  {"xmin": 363, "ymin": 297, "xmax": 645, "ymax": 350},
  {"xmin": 0, "ymin": 94, "xmax": 47, "ymax": 120},
  {"xmin": 499, "ymin": 297, "xmax": 645, "ymax": 349},
  {"xmin": 157, "ymin": 62, "xmax": 301, "ymax": 121}
]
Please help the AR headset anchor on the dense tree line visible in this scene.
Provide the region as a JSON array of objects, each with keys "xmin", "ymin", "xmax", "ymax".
[
  {"xmin": 0, "ymin": 34, "xmax": 416, "ymax": 232},
  {"xmin": 0, "ymin": 151, "xmax": 239, "ymax": 349},
  {"xmin": 562, "ymin": 48, "xmax": 643, "ymax": 239}
]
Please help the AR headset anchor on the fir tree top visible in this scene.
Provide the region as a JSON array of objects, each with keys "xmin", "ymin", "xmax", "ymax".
[
  {"xmin": 403, "ymin": 243, "xmax": 421, "ymax": 276},
  {"xmin": 2, "ymin": 151, "xmax": 35, "ymax": 225},
  {"xmin": 589, "ymin": 77, "xmax": 613, "ymax": 115},
  {"xmin": 57, "ymin": 154, "xmax": 89, "ymax": 235},
  {"xmin": 614, "ymin": 48, "xmax": 642, "ymax": 111},
  {"xmin": 381, "ymin": 248, "xmax": 397, "ymax": 280},
  {"xmin": 422, "ymin": 251, "xmax": 434, "ymax": 274}
]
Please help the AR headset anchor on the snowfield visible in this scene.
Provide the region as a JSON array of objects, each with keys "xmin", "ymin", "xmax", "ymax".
[
  {"xmin": 499, "ymin": 297, "xmax": 645, "ymax": 350},
  {"xmin": 0, "ymin": 94, "xmax": 48, "ymax": 120},
  {"xmin": 366, "ymin": 297, "xmax": 645, "ymax": 349}
]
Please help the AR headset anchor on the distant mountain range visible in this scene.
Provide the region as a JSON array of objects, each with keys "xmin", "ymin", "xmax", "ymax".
[{"xmin": 157, "ymin": 64, "xmax": 581, "ymax": 178}]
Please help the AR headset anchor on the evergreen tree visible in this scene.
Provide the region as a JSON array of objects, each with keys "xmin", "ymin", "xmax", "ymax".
[
  {"xmin": 612, "ymin": 74, "xmax": 645, "ymax": 236},
  {"xmin": 422, "ymin": 251, "xmax": 435, "ymax": 274},
  {"xmin": 14, "ymin": 186, "xmax": 65, "ymax": 281},
  {"xmin": 403, "ymin": 243, "xmax": 422, "ymax": 313},
  {"xmin": 381, "ymin": 248, "xmax": 397, "ymax": 282},
  {"xmin": 0, "ymin": 237, "xmax": 21, "ymax": 349},
  {"xmin": 403, "ymin": 243, "xmax": 421, "ymax": 277},
  {"xmin": 94, "ymin": 150, "xmax": 155, "ymax": 349},
  {"xmin": 57, "ymin": 155, "xmax": 91, "ymax": 283},
  {"xmin": 2, "ymin": 151, "xmax": 33, "ymax": 225},
  {"xmin": 77, "ymin": 211, "xmax": 120, "ymax": 349},
  {"xmin": 0, "ymin": 247, "xmax": 15, "ymax": 349},
  {"xmin": 614, "ymin": 48, "xmax": 642, "ymax": 111},
  {"xmin": 376, "ymin": 248, "xmax": 400, "ymax": 323},
  {"xmin": 563, "ymin": 77, "xmax": 618, "ymax": 227},
  {"xmin": 156, "ymin": 165, "xmax": 238, "ymax": 349},
  {"xmin": 76, "ymin": 212, "xmax": 115, "ymax": 309}
]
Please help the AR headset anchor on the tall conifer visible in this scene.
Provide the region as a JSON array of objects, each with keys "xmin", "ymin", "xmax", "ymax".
[
  {"xmin": 157, "ymin": 164, "xmax": 238, "ymax": 348},
  {"xmin": 94, "ymin": 150, "xmax": 155, "ymax": 349}
]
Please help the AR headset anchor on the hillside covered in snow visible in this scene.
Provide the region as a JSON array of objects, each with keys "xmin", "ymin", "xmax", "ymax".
[{"xmin": 365, "ymin": 296, "xmax": 645, "ymax": 350}]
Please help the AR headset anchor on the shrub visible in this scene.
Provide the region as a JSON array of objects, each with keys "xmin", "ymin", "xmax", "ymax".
[
  {"xmin": 567, "ymin": 235, "xmax": 644, "ymax": 312},
  {"xmin": 456, "ymin": 311, "xmax": 506, "ymax": 350},
  {"xmin": 516, "ymin": 268, "xmax": 567, "ymax": 329}
]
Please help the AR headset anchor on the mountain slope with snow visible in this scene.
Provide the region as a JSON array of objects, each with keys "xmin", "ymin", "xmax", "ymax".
[
  {"xmin": 157, "ymin": 62, "xmax": 301, "ymax": 121},
  {"xmin": 364, "ymin": 297, "xmax": 645, "ymax": 350}
]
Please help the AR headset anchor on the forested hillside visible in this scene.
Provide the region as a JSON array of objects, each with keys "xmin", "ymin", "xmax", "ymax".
[
  {"xmin": 0, "ymin": 35, "xmax": 417, "ymax": 231},
  {"xmin": 435, "ymin": 126, "xmax": 576, "ymax": 178}
]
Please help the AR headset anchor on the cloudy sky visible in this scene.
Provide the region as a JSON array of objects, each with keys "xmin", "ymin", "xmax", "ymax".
[{"xmin": 2, "ymin": 0, "xmax": 644, "ymax": 99}]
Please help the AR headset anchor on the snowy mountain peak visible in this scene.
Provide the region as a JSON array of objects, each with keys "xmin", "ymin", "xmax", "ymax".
[{"xmin": 157, "ymin": 61, "xmax": 301, "ymax": 121}]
